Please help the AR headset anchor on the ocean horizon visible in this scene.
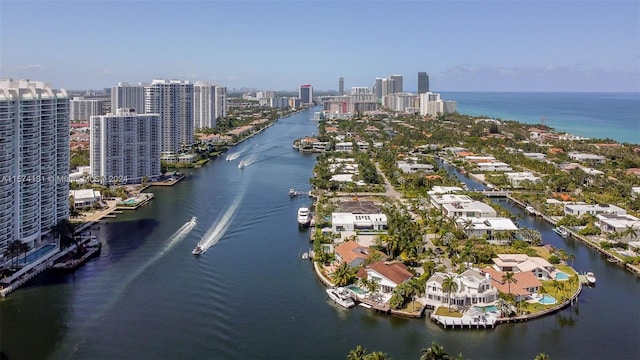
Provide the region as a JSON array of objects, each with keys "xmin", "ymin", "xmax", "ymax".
[{"xmin": 440, "ymin": 91, "xmax": 640, "ymax": 144}]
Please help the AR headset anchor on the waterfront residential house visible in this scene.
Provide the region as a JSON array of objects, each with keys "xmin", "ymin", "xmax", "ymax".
[
  {"xmin": 568, "ymin": 152, "xmax": 607, "ymax": 165},
  {"xmin": 481, "ymin": 267, "xmax": 542, "ymax": 301},
  {"xmin": 455, "ymin": 217, "xmax": 518, "ymax": 244},
  {"xmin": 428, "ymin": 186, "xmax": 464, "ymax": 195},
  {"xmin": 504, "ymin": 172, "xmax": 542, "ymax": 188},
  {"xmin": 331, "ymin": 213, "xmax": 388, "ymax": 232},
  {"xmin": 397, "ymin": 161, "xmax": 434, "ymax": 174},
  {"xmin": 476, "ymin": 161, "xmax": 513, "ymax": 172},
  {"xmin": 359, "ymin": 260, "xmax": 413, "ymax": 293},
  {"xmin": 564, "ymin": 203, "xmax": 626, "ymax": 217},
  {"xmin": 335, "ymin": 142, "xmax": 354, "ymax": 152},
  {"xmin": 442, "ymin": 201, "xmax": 497, "ymax": 219},
  {"xmin": 428, "ymin": 193, "xmax": 473, "ymax": 209},
  {"xmin": 334, "ymin": 240, "xmax": 382, "ymax": 268},
  {"xmin": 69, "ymin": 189, "xmax": 102, "ymax": 209},
  {"xmin": 425, "ymin": 270, "xmax": 499, "ymax": 308},
  {"xmin": 596, "ymin": 214, "xmax": 640, "ymax": 241},
  {"xmin": 491, "ymin": 254, "xmax": 556, "ymax": 280}
]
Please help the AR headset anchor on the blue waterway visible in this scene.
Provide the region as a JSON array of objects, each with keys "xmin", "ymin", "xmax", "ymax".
[{"xmin": 441, "ymin": 92, "xmax": 640, "ymax": 144}]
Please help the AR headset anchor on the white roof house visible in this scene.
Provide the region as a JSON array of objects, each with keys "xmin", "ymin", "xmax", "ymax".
[
  {"xmin": 69, "ymin": 189, "xmax": 102, "ymax": 209},
  {"xmin": 505, "ymin": 172, "xmax": 541, "ymax": 188},
  {"xmin": 476, "ymin": 162, "xmax": 513, "ymax": 172},
  {"xmin": 568, "ymin": 152, "xmax": 606, "ymax": 164},
  {"xmin": 331, "ymin": 213, "xmax": 388, "ymax": 232},
  {"xmin": 428, "ymin": 186, "xmax": 464, "ymax": 195},
  {"xmin": 442, "ymin": 201, "xmax": 497, "ymax": 219},
  {"xmin": 564, "ymin": 203, "xmax": 626, "ymax": 217},
  {"xmin": 456, "ymin": 217, "xmax": 518, "ymax": 244},
  {"xmin": 597, "ymin": 214, "xmax": 640, "ymax": 241},
  {"xmin": 425, "ymin": 270, "xmax": 499, "ymax": 308},
  {"xmin": 522, "ymin": 152, "xmax": 546, "ymax": 160},
  {"xmin": 397, "ymin": 161, "xmax": 434, "ymax": 174},
  {"xmin": 429, "ymin": 193, "xmax": 473, "ymax": 209},
  {"xmin": 335, "ymin": 142, "xmax": 354, "ymax": 152}
]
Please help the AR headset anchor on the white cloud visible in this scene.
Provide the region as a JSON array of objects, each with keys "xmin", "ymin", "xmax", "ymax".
[{"xmin": 13, "ymin": 64, "xmax": 45, "ymax": 70}]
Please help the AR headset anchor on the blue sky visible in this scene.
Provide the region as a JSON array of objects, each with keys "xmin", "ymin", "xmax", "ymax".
[{"xmin": 1, "ymin": 0, "xmax": 639, "ymax": 92}]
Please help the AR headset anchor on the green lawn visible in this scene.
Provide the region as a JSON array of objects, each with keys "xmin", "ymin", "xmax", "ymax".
[{"xmin": 434, "ymin": 307, "xmax": 463, "ymax": 318}]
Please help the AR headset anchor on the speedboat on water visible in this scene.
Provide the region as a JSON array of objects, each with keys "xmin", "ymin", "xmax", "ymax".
[
  {"xmin": 238, "ymin": 161, "xmax": 245, "ymax": 169},
  {"xmin": 326, "ymin": 287, "xmax": 355, "ymax": 308},
  {"xmin": 190, "ymin": 216, "xmax": 197, "ymax": 224},
  {"xmin": 289, "ymin": 188, "xmax": 297, "ymax": 197},
  {"xmin": 297, "ymin": 207, "xmax": 311, "ymax": 226},
  {"xmin": 192, "ymin": 246, "xmax": 204, "ymax": 255}
]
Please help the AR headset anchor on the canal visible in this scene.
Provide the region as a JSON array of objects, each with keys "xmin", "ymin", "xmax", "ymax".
[{"xmin": 1, "ymin": 108, "xmax": 638, "ymax": 359}]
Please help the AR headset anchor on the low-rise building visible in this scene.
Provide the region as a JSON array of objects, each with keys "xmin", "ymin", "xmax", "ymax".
[
  {"xmin": 564, "ymin": 203, "xmax": 626, "ymax": 217},
  {"xmin": 429, "ymin": 193, "xmax": 473, "ymax": 209},
  {"xmin": 476, "ymin": 162, "xmax": 513, "ymax": 172},
  {"xmin": 505, "ymin": 172, "xmax": 541, "ymax": 188},
  {"xmin": 596, "ymin": 214, "xmax": 640, "ymax": 241},
  {"xmin": 442, "ymin": 201, "xmax": 497, "ymax": 219},
  {"xmin": 568, "ymin": 152, "xmax": 606, "ymax": 164},
  {"xmin": 481, "ymin": 267, "xmax": 542, "ymax": 301},
  {"xmin": 428, "ymin": 186, "xmax": 464, "ymax": 195},
  {"xmin": 334, "ymin": 240, "xmax": 383, "ymax": 268},
  {"xmin": 491, "ymin": 254, "xmax": 556, "ymax": 280},
  {"xmin": 69, "ymin": 189, "xmax": 102, "ymax": 209},
  {"xmin": 425, "ymin": 270, "xmax": 499, "ymax": 308},
  {"xmin": 397, "ymin": 161, "xmax": 434, "ymax": 174},
  {"xmin": 331, "ymin": 213, "xmax": 388, "ymax": 232},
  {"xmin": 335, "ymin": 142, "xmax": 354, "ymax": 152},
  {"xmin": 456, "ymin": 217, "xmax": 518, "ymax": 244},
  {"xmin": 358, "ymin": 260, "xmax": 413, "ymax": 293}
]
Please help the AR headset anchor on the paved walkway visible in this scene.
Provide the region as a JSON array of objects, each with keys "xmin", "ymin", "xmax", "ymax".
[{"xmin": 375, "ymin": 163, "xmax": 401, "ymax": 200}]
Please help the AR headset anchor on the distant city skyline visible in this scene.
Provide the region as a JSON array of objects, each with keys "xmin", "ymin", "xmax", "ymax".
[{"xmin": 1, "ymin": 1, "xmax": 638, "ymax": 92}]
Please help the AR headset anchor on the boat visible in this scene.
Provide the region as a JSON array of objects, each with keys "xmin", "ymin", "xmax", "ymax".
[
  {"xmin": 326, "ymin": 287, "xmax": 355, "ymax": 308},
  {"xmin": 289, "ymin": 188, "xmax": 297, "ymax": 197},
  {"xmin": 607, "ymin": 257, "xmax": 619, "ymax": 263},
  {"xmin": 585, "ymin": 271, "xmax": 596, "ymax": 285},
  {"xmin": 525, "ymin": 205, "xmax": 536, "ymax": 215},
  {"xmin": 192, "ymin": 245, "xmax": 204, "ymax": 255},
  {"xmin": 238, "ymin": 161, "xmax": 245, "ymax": 169},
  {"xmin": 297, "ymin": 207, "xmax": 311, "ymax": 226},
  {"xmin": 190, "ymin": 216, "xmax": 197, "ymax": 224},
  {"xmin": 553, "ymin": 226, "xmax": 570, "ymax": 238}
]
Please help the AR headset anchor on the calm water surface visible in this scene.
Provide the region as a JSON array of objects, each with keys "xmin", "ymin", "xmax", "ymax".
[{"xmin": 1, "ymin": 108, "xmax": 639, "ymax": 360}]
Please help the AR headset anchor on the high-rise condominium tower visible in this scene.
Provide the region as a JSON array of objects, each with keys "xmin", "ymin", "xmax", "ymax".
[
  {"xmin": 145, "ymin": 79, "xmax": 194, "ymax": 154},
  {"xmin": 418, "ymin": 72, "xmax": 430, "ymax": 94},
  {"xmin": 0, "ymin": 79, "xmax": 70, "ymax": 250},
  {"xmin": 338, "ymin": 77, "xmax": 344, "ymax": 96},
  {"xmin": 70, "ymin": 97, "xmax": 104, "ymax": 121},
  {"xmin": 193, "ymin": 82, "xmax": 218, "ymax": 130},
  {"xmin": 299, "ymin": 84, "xmax": 313, "ymax": 105},
  {"xmin": 90, "ymin": 108, "xmax": 161, "ymax": 185},
  {"xmin": 390, "ymin": 75, "xmax": 403, "ymax": 94},
  {"xmin": 111, "ymin": 82, "xmax": 145, "ymax": 114},
  {"xmin": 214, "ymin": 85, "xmax": 227, "ymax": 119}
]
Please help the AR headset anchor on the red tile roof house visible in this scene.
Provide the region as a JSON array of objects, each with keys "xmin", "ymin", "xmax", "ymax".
[
  {"xmin": 357, "ymin": 260, "xmax": 413, "ymax": 294},
  {"xmin": 334, "ymin": 240, "xmax": 384, "ymax": 268},
  {"xmin": 482, "ymin": 267, "xmax": 542, "ymax": 302}
]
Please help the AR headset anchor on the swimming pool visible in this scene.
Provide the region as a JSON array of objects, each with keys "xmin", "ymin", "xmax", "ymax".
[
  {"xmin": 15, "ymin": 244, "xmax": 57, "ymax": 266},
  {"xmin": 475, "ymin": 305, "xmax": 498, "ymax": 313},
  {"xmin": 538, "ymin": 294, "xmax": 557, "ymax": 305},
  {"xmin": 555, "ymin": 272, "xmax": 569, "ymax": 280},
  {"xmin": 346, "ymin": 285, "xmax": 366, "ymax": 295}
]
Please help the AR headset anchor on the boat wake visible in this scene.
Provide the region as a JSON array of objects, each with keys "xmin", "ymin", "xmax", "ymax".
[
  {"xmin": 226, "ymin": 148, "xmax": 247, "ymax": 161},
  {"xmin": 195, "ymin": 191, "xmax": 243, "ymax": 253},
  {"xmin": 238, "ymin": 154, "xmax": 259, "ymax": 168}
]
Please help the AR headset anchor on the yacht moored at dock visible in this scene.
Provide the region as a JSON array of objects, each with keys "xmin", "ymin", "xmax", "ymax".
[
  {"xmin": 297, "ymin": 207, "xmax": 311, "ymax": 226},
  {"xmin": 585, "ymin": 271, "xmax": 596, "ymax": 285},
  {"xmin": 326, "ymin": 287, "xmax": 355, "ymax": 308},
  {"xmin": 553, "ymin": 226, "xmax": 569, "ymax": 238}
]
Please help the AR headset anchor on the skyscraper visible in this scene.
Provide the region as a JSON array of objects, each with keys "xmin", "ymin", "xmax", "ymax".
[
  {"xmin": 70, "ymin": 97, "xmax": 104, "ymax": 121},
  {"xmin": 214, "ymin": 85, "xmax": 227, "ymax": 119},
  {"xmin": 299, "ymin": 84, "xmax": 313, "ymax": 105},
  {"xmin": 418, "ymin": 72, "xmax": 430, "ymax": 94},
  {"xmin": 0, "ymin": 79, "xmax": 70, "ymax": 250},
  {"xmin": 390, "ymin": 74, "xmax": 403, "ymax": 94},
  {"xmin": 338, "ymin": 77, "xmax": 344, "ymax": 96},
  {"xmin": 374, "ymin": 78, "xmax": 383, "ymax": 99},
  {"xmin": 145, "ymin": 79, "xmax": 194, "ymax": 154},
  {"xmin": 111, "ymin": 82, "xmax": 145, "ymax": 114},
  {"xmin": 90, "ymin": 108, "xmax": 161, "ymax": 185},
  {"xmin": 193, "ymin": 82, "xmax": 218, "ymax": 130}
]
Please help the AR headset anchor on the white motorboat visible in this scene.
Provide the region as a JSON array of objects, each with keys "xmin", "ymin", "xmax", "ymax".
[
  {"xmin": 289, "ymin": 188, "xmax": 297, "ymax": 197},
  {"xmin": 192, "ymin": 245, "xmax": 204, "ymax": 255},
  {"xmin": 525, "ymin": 205, "xmax": 536, "ymax": 215},
  {"xmin": 297, "ymin": 207, "xmax": 311, "ymax": 226},
  {"xmin": 326, "ymin": 287, "xmax": 355, "ymax": 308},
  {"xmin": 238, "ymin": 161, "xmax": 245, "ymax": 169},
  {"xmin": 553, "ymin": 226, "xmax": 569, "ymax": 238},
  {"xmin": 190, "ymin": 216, "xmax": 197, "ymax": 224},
  {"xmin": 585, "ymin": 271, "xmax": 596, "ymax": 285}
]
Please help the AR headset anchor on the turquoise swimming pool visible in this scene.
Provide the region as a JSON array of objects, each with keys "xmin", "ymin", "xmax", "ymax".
[
  {"xmin": 539, "ymin": 294, "xmax": 557, "ymax": 305},
  {"xmin": 555, "ymin": 272, "xmax": 569, "ymax": 280},
  {"xmin": 346, "ymin": 285, "xmax": 366, "ymax": 295},
  {"xmin": 475, "ymin": 305, "xmax": 498, "ymax": 313}
]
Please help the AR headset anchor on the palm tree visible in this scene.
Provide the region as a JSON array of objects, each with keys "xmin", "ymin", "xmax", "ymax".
[
  {"xmin": 331, "ymin": 262, "xmax": 355, "ymax": 287},
  {"xmin": 534, "ymin": 353, "xmax": 550, "ymax": 360},
  {"xmin": 503, "ymin": 272, "xmax": 518, "ymax": 297},
  {"xmin": 441, "ymin": 275, "xmax": 458, "ymax": 311},
  {"xmin": 568, "ymin": 253, "xmax": 575, "ymax": 269},
  {"xmin": 622, "ymin": 225, "xmax": 638, "ymax": 240},
  {"xmin": 420, "ymin": 341, "xmax": 452, "ymax": 360},
  {"xmin": 18, "ymin": 242, "xmax": 30, "ymax": 264},
  {"xmin": 7, "ymin": 240, "xmax": 20, "ymax": 268},
  {"xmin": 347, "ymin": 345, "xmax": 367, "ymax": 360},
  {"xmin": 364, "ymin": 352, "xmax": 389, "ymax": 360}
]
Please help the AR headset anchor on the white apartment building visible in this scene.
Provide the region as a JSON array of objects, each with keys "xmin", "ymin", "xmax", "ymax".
[
  {"xmin": 419, "ymin": 92, "xmax": 443, "ymax": 116},
  {"xmin": 69, "ymin": 97, "xmax": 104, "ymax": 121},
  {"xmin": 90, "ymin": 108, "xmax": 161, "ymax": 185},
  {"xmin": 193, "ymin": 82, "xmax": 218, "ymax": 130},
  {"xmin": 145, "ymin": 79, "xmax": 194, "ymax": 154},
  {"xmin": 111, "ymin": 82, "xmax": 145, "ymax": 115},
  {"xmin": 0, "ymin": 79, "xmax": 70, "ymax": 250}
]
